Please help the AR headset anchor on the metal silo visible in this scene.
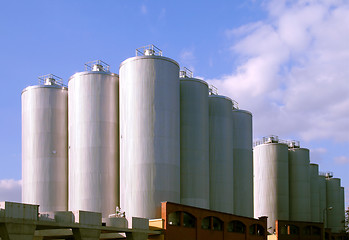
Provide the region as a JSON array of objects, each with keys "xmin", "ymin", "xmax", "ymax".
[
  {"xmin": 179, "ymin": 68, "xmax": 209, "ymax": 209},
  {"xmin": 22, "ymin": 74, "xmax": 68, "ymax": 212},
  {"xmin": 232, "ymin": 107, "xmax": 253, "ymax": 218},
  {"xmin": 288, "ymin": 144, "xmax": 311, "ymax": 222},
  {"xmin": 68, "ymin": 60, "xmax": 119, "ymax": 218},
  {"xmin": 253, "ymin": 136, "xmax": 289, "ymax": 233},
  {"xmin": 340, "ymin": 187, "xmax": 345, "ymax": 232},
  {"xmin": 326, "ymin": 177, "xmax": 341, "ymax": 233},
  {"xmin": 119, "ymin": 45, "xmax": 180, "ymax": 221},
  {"xmin": 309, "ymin": 164, "xmax": 320, "ymax": 222},
  {"xmin": 209, "ymin": 94, "xmax": 234, "ymax": 214},
  {"xmin": 318, "ymin": 174, "xmax": 327, "ymax": 226}
]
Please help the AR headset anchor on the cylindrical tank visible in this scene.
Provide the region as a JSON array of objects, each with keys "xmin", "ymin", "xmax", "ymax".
[
  {"xmin": 180, "ymin": 77, "xmax": 209, "ymax": 209},
  {"xmin": 318, "ymin": 175, "xmax": 327, "ymax": 226},
  {"xmin": 209, "ymin": 95, "xmax": 234, "ymax": 214},
  {"xmin": 22, "ymin": 76, "xmax": 68, "ymax": 212},
  {"xmin": 326, "ymin": 178, "xmax": 341, "ymax": 233},
  {"xmin": 340, "ymin": 187, "xmax": 345, "ymax": 232},
  {"xmin": 288, "ymin": 147, "xmax": 311, "ymax": 221},
  {"xmin": 119, "ymin": 48, "xmax": 180, "ymax": 221},
  {"xmin": 253, "ymin": 140, "xmax": 289, "ymax": 233},
  {"xmin": 68, "ymin": 62, "xmax": 119, "ymax": 218},
  {"xmin": 232, "ymin": 109, "xmax": 253, "ymax": 218},
  {"xmin": 309, "ymin": 164, "xmax": 320, "ymax": 222}
]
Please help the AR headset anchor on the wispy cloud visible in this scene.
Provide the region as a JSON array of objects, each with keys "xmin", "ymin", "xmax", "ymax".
[
  {"xmin": 179, "ymin": 49, "xmax": 196, "ymax": 73},
  {"xmin": 140, "ymin": 4, "xmax": 147, "ymax": 15},
  {"xmin": 0, "ymin": 179, "xmax": 21, "ymax": 202},
  {"xmin": 208, "ymin": 0, "xmax": 349, "ymax": 143},
  {"xmin": 334, "ymin": 156, "xmax": 349, "ymax": 165}
]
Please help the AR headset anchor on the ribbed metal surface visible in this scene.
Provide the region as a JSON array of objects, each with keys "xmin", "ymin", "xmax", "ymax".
[
  {"xmin": 318, "ymin": 175, "xmax": 327, "ymax": 226},
  {"xmin": 326, "ymin": 178, "xmax": 341, "ymax": 233},
  {"xmin": 119, "ymin": 55, "xmax": 180, "ymax": 220},
  {"xmin": 288, "ymin": 148, "xmax": 311, "ymax": 221},
  {"xmin": 22, "ymin": 85, "xmax": 68, "ymax": 212},
  {"xmin": 232, "ymin": 109, "xmax": 253, "ymax": 217},
  {"xmin": 253, "ymin": 143, "xmax": 289, "ymax": 233},
  {"xmin": 209, "ymin": 95, "xmax": 234, "ymax": 214},
  {"xmin": 340, "ymin": 187, "xmax": 345, "ymax": 232},
  {"xmin": 180, "ymin": 78, "xmax": 209, "ymax": 209},
  {"xmin": 309, "ymin": 164, "xmax": 320, "ymax": 222},
  {"xmin": 68, "ymin": 71, "xmax": 119, "ymax": 218}
]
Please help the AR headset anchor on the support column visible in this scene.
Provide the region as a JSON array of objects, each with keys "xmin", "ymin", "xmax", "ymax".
[
  {"xmin": 72, "ymin": 228, "xmax": 100, "ymax": 240},
  {"xmin": 0, "ymin": 223, "xmax": 36, "ymax": 240}
]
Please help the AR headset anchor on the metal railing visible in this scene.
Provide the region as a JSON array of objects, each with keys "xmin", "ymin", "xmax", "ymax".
[
  {"xmin": 179, "ymin": 67, "xmax": 193, "ymax": 78},
  {"xmin": 209, "ymin": 85, "xmax": 218, "ymax": 95},
  {"xmin": 319, "ymin": 172, "xmax": 333, "ymax": 178},
  {"xmin": 287, "ymin": 140, "xmax": 300, "ymax": 148},
  {"xmin": 232, "ymin": 100, "xmax": 239, "ymax": 110},
  {"xmin": 136, "ymin": 44, "xmax": 163, "ymax": 56},
  {"xmin": 253, "ymin": 135, "xmax": 289, "ymax": 147},
  {"xmin": 38, "ymin": 74, "xmax": 65, "ymax": 87},
  {"xmin": 85, "ymin": 60, "xmax": 110, "ymax": 72}
]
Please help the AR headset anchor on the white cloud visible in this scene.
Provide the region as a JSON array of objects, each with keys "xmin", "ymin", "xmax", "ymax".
[
  {"xmin": 0, "ymin": 179, "xmax": 21, "ymax": 202},
  {"xmin": 208, "ymin": 0, "xmax": 349, "ymax": 142},
  {"xmin": 179, "ymin": 49, "xmax": 196, "ymax": 73},
  {"xmin": 310, "ymin": 148, "xmax": 328, "ymax": 164},
  {"xmin": 334, "ymin": 156, "xmax": 349, "ymax": 165}
]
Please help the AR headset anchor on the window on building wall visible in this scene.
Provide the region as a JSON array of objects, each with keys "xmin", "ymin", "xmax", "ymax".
[
  {"xmin": 256, "ymin": 224, "xmax": 264, "ymax": 236},
  {"xmin": 249, "ymin": 224, "xmax": 264, "ymax": 236},
  {"xmin": 168, "ymin": 211, "xmax": 180, "ymax": 226},
  {"xmin": 289, "ymin": 225, "xmax": 299, "ymax": 235},
  {"xmin": 227, "ymin": 220, "xmax": 246, "ymax": 233},
  {"xmin": 312, "ymin": 226, "xmax": 321, "ymax": 236},
  {"xmin": 183, "ymin": 212, "xmax": 196, "ymax": 228},
  {"xmin": 212, "ymin": 217, "xmax": 223, "ymax": 231},
  {"xmin": 279, "ymin": 225, "xmax": 287, "ymax": 235},
  {"xmin": 201, "ymin": 216, "xmax": 211, "ymax": 230},
  {"xmin": 303, "ymin": 226, "xmax": 311, "ymax": 235}
]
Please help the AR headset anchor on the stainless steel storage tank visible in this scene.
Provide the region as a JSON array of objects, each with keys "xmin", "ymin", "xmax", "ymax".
[
  {"xmin": 326, "ymin": 177, "xmax": 341, "ymax": 233},
  {"xmin": 209, "ymin": 95, "xmax": 234, "ymax": 214},
  {"xmin": 232, "ymin": 108, "xmax": 253, "ymax": 218},
  {"xmin": 22, "ymin": 74, "xmax": 68, "ymax": 212},
  {"xmin": 119, "ymin": 45, "xmax": 180, "ymax": 221},
  {"xmin": 288, "ymin": 145, "xmax": 311, "ymax": 222},
  {"xmin": 68, "ymin": 60, "xmax": 119, "ymax": 218},
  {"xmin": 309, "ymin": 164, "xmax": 320, "ymax": 222},
  {"xmin": 179, "ymin": 69, "xmax": 209, "ymax": 209},
  {"xmin": 340, "ymin": 187, "xmax": 345, "ymax": 232},
  {"xmin": 318, "ymin": 174, "xmax": 327, "ymax": 226},
  {"xmin": 253, "ymin": 136, "xmax": 289, "ymax": 233}
]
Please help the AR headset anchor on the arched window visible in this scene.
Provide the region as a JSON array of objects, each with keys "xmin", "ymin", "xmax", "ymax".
[
  {"xmin": 201, "ymin": 216, "xmax": 211, "ymax": 230},
  {"xmin": 183, "ymin": 212, "xmax": 196, "ymax": 228},
  {"xmin": 289, "ymin": 225, "xmax": 299, "ymax": 235},
  {"xmin": 303, "ymin": 226, "xmax": 311, "ymax": 235},
  {"xmin": 168, "ymin": 211, "xmax": 180, "ymax": 226},
  {"xmin": 249, "ymin": 224, "xmax": 265, "ymax": 236},
  {"xmin": 228, "ymin": 220, "xmax": 246, "ymax": 233},
  {"xmin": 312, "ymin": 226, "xmax": 321, "ymax": 236},
  {"xmin": 212, "ymin": 217, "xmax": 223, "ymax": 231}
]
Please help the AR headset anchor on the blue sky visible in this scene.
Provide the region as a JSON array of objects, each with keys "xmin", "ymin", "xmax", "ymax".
[{"xmin": 0, "ymin": 0, "xmax": 348, "ymax": 207}]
